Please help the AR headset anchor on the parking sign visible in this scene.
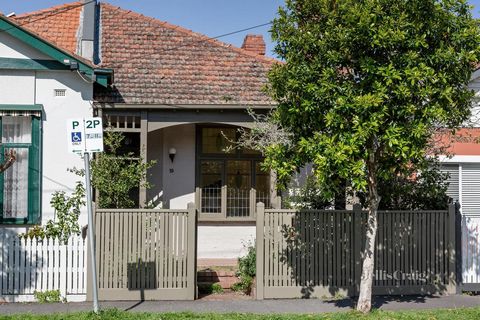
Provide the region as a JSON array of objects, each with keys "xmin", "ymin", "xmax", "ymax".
[{"xmin": 67, "ymin": 118, "xmax": 104, "ymax": 154}]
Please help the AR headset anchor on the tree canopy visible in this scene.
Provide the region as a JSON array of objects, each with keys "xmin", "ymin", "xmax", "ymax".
[
  {"xmin": 267, "ymin": 0, "xmax": 479, "ymax": 195},
  {"xmin": 266, "ymin": 0, "xmax": 480, "ymax": 312}
]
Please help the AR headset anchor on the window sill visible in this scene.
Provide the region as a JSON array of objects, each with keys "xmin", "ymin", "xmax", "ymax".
[
  {"xmin": 198, "ymin": 213, "xmax": 256, "ymax": 224},
  {"xmin": 0, "ymin": 218, "xmax": 40, "ymax": 226}
]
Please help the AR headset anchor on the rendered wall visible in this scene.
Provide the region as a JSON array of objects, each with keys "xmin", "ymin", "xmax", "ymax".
[
  {"xmin": 197, "ymin": 225, "xmax": 256, "ymax": 259},
  {"xmin": 160, "ymin": 124, "xmax": 196, "ymax": 209},
  {"xmin": 0, "ymin": 33, "xmax": 92, "ymax": 229},
  {"xmin": 36, "ymin": 71, "xmax": 93, "ymax": 225}
]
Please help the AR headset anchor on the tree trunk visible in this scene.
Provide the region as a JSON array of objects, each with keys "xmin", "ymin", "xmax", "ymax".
[{"xmin": 356, "ymin": 155, "xmax": 380, "ymax": 313}]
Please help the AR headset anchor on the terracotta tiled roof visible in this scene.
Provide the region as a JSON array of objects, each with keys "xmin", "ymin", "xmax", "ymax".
[
  {"xmin": 12, "ymin": 1, "xmax": 277, "ymax": 106},
  {"xmin": 13, "ymin": 2, "xmax": 83, "ymax": 56},
  {"xmin": 95, "ymin": 2, "xmax": 277, "ymax": 106},
  {"xmin": 437, "ymin": 128, "xmax": 480, "ymax": 156}
]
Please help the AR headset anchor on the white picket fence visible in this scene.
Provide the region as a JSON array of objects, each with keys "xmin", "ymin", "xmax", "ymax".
[
  {"xmin": 462, "ymin": 215, "xmax": 480, "ymax": 286},
  {"xmin": 0, "ymin": 233, "xmax": 87, "ymax": 302}
]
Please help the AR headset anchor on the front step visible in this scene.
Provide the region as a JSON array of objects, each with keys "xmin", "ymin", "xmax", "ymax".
[{"xmin": 197, "ymin": 267, "xmax": 239, "ymax": 289}]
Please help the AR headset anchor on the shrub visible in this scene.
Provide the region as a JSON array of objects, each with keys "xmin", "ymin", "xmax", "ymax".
[
  {"xmin": 70, "ymin": 130, "xmax": 156, "ymax": 209},
  {"xmin": 198, "ymin": 283, "xmax": 224, "ymax": 294},
  {"xmin": 33, "ymin": 290, "xmax": 61, "ymax": 303},
  {"xmin": 21, "ymin": 181, "xmax": 85, "ymax": 244},
  {"xmin": 232, "ymin": 241, "xmax": 256, "ymax": 295},
  {"xmin": 211, "ymin": 283, "xmax": 224, "ymax": 294}
]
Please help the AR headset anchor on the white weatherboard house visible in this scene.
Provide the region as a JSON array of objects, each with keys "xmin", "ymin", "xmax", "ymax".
[
  {"xmin": 440, "ymin": 68, "xmax": 480, "ymax": 212},
  {"xmin": 439, "ymin": 69, "xmax": 480, "ymax": 287}
]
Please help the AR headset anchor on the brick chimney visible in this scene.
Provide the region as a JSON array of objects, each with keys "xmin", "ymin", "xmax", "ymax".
[{"xmin": 241, "ymin": 34, "xmax": 266, "ymax": 56}]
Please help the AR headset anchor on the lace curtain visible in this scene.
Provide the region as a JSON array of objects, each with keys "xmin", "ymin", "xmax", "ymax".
[{"xmin": 2, "ymin": 117, "xmax": 31, "ymax": 218}]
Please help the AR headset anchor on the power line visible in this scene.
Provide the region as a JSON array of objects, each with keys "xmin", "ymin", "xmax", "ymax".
[
  {"xmin": 108, "ymin": 21, "xmax": 273, "ymax": 65},
  {"xmin": 1, "ymin": 0, "xmax": 272, "ymax": 62}
]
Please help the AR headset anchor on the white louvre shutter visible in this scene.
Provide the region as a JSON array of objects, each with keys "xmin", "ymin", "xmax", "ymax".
[
  {"xmin": 441, "ymin": 164, "xmax": 460, "ymax": 203},
  {"xmin": 462, "ymin": 164, "xmax": 480, "ymax": 216}
]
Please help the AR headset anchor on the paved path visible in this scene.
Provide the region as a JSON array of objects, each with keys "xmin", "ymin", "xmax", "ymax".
[{"xmin": 1, "ymin": 295, "xmax": 480, "ymax": 315}]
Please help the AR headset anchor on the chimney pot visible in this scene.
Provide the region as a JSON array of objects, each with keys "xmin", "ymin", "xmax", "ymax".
[{"xmin": 241, "ymin": 34, "xmax": 266, "ymax": 56}]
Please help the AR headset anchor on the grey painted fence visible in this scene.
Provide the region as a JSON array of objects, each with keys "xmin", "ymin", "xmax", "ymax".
[
  {"xmin": 88, "ymin": 204, "xmax": 197, "ymax": 301},
  {"xmin": 256, "ymin": 203, "xmax": 457, "ymax": 299}
]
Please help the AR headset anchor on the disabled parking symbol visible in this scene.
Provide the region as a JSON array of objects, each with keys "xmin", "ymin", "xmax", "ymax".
[{"xmin": 71, "ymin": 132, "xmax": 82, "ymax": 143}]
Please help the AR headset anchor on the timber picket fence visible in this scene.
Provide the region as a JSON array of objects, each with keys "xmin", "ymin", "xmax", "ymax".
[
  {"xmin": 0, "ymin": 232, "xmax": 87, "ymax": 302},
  {"xmin": 256, "ymin": 203, "xmax": 457, "ymax": 299},
  {"xmin": 89, "ymin": 204, "xmax": 197, "ymax": 300}
]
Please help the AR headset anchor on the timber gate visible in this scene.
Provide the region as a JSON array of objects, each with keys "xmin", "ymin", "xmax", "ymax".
[{"xmin": 87, "ymin": 204, "xmax": 197, "ymax": 300}]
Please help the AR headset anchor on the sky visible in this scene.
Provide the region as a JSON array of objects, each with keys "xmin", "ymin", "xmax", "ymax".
[
  {"xmin": 1, "ymin": 0, "xmax": 480, "ymax": 59},
  {"xmin": 0, "ymin": 0, "xmax": 285, "ymax": 58}
]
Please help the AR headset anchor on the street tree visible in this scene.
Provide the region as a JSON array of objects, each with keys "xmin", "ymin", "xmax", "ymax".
[{"xmin": 266, "ymin": 0, "xmax": 480, "ymax": 312}]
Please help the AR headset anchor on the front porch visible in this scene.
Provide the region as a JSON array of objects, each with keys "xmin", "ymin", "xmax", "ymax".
[{"xmin": 95, "ymin": 106, "xmax": 280, "ymax": 222}]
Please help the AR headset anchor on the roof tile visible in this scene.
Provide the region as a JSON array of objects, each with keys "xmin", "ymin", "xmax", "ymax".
[
  {"xmin": 13, "ymin": 2, "xmax": 83, "ymax": 55},
  {"xmin": 13, "ymin": 1, "xmax": 277, "ymax": 106},
  {"xmin": 95, "ymin": 3, "xmax": 276, "ymax": 105}
]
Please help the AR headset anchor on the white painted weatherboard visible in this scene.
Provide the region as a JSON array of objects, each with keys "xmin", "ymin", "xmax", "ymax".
[
  {"xmin": 441, "ymin": 164, "xmax": 460, "ymax": 203},
  {"xmin": 462, "ymin": 164, "xmax": 480, "ymax": 216},
  {"xmin": 442, "ymin": 163, "xmax": 480, "ymax": 285}
]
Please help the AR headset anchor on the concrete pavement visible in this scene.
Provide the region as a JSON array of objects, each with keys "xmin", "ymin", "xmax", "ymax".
[{"xmin": 0, "ymin": 295, "xmax": 480, "ymax": 315}]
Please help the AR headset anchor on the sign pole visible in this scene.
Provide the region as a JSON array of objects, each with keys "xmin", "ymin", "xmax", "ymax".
[
  {"xmin": 84, "ymin": 152, "xmax": 99, "ymax": 313},
  {"xmin": 67, "ymin": 116, "xmax": 103, "ymax": 312}
]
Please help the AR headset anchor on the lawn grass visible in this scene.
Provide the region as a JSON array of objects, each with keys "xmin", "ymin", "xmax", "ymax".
[{"xmin": 1, "ymin": 307, "xmax": 480, "ymax": 320}]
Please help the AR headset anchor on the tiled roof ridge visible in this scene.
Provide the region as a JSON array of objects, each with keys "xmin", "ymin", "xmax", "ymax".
[
  {"xmin": 100, "ymin": 1, "xmax": 279, "ymax": 65},
  {"xmin": 2, "ymin": 12, "xmax": 94, "ymax": 67},
  {"xmin": 14, "ymin": 1, "xmax": 83, "ymax": 19}
]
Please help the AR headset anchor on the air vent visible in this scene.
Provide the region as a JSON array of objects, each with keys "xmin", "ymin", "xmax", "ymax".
[{"xmin": 54, "ymin": 89, "xmax": 66, "ymax": 97}]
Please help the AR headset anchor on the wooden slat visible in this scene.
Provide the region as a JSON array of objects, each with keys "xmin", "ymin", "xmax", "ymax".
[
  {"xmin": 178, "ymin": 212, "xmax": 184, "ymax": 288},
  {"xmin": 18, "ymin": 238, "xmax": 25, "ymax": 294},
  {"xmin": 112, "ymin": 212, "xmax": 119, "ymax": 288},
  {"xmin": 168, "ymin": 212, "xmax": 174, "ymax": 288},
  {"xmin": 159, "ymin": 212, "xmax": 165, "ymax": 288},
  {"xmin": 260, "ymin": 207, "xmax": 454, "ymax": 299}
]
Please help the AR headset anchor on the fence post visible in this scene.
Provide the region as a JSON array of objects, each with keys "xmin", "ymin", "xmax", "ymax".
[
  {"xmin": 250, "ymin": 188, "xmax": 256, "ymax": 219},
  {"xmin": 447, "ymin": 203, "xmax": 457, "ymax": 294},
  {"xmin": 195, "ymin": 187, "xmax": 201, "ymax": 212},
  {"xmin": 353, "ymin": 203, "xmax": 362, "ymax": 296},
  {"xmin": 187, "ymin": 202, "xmax": 198, "ymax": 300},
  {"xmin": 454, "ymin": 201, "xmax": 463, "ymax": 294},
  {"xmin": 256, "ymin": 202, "xmax": 265, "ymax": 300},
  {"xmin": 221, "ymin": 186, "xmax": 227, "ymax": 218},
  {"xmin": 59, "ymin": 239, "xmax": 67, "ymax": 299}
]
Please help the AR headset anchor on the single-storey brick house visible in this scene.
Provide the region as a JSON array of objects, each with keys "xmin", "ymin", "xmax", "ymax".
[{"xmin": 5, "ymin": 0, "xmax": 279, "ymax": 260}]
